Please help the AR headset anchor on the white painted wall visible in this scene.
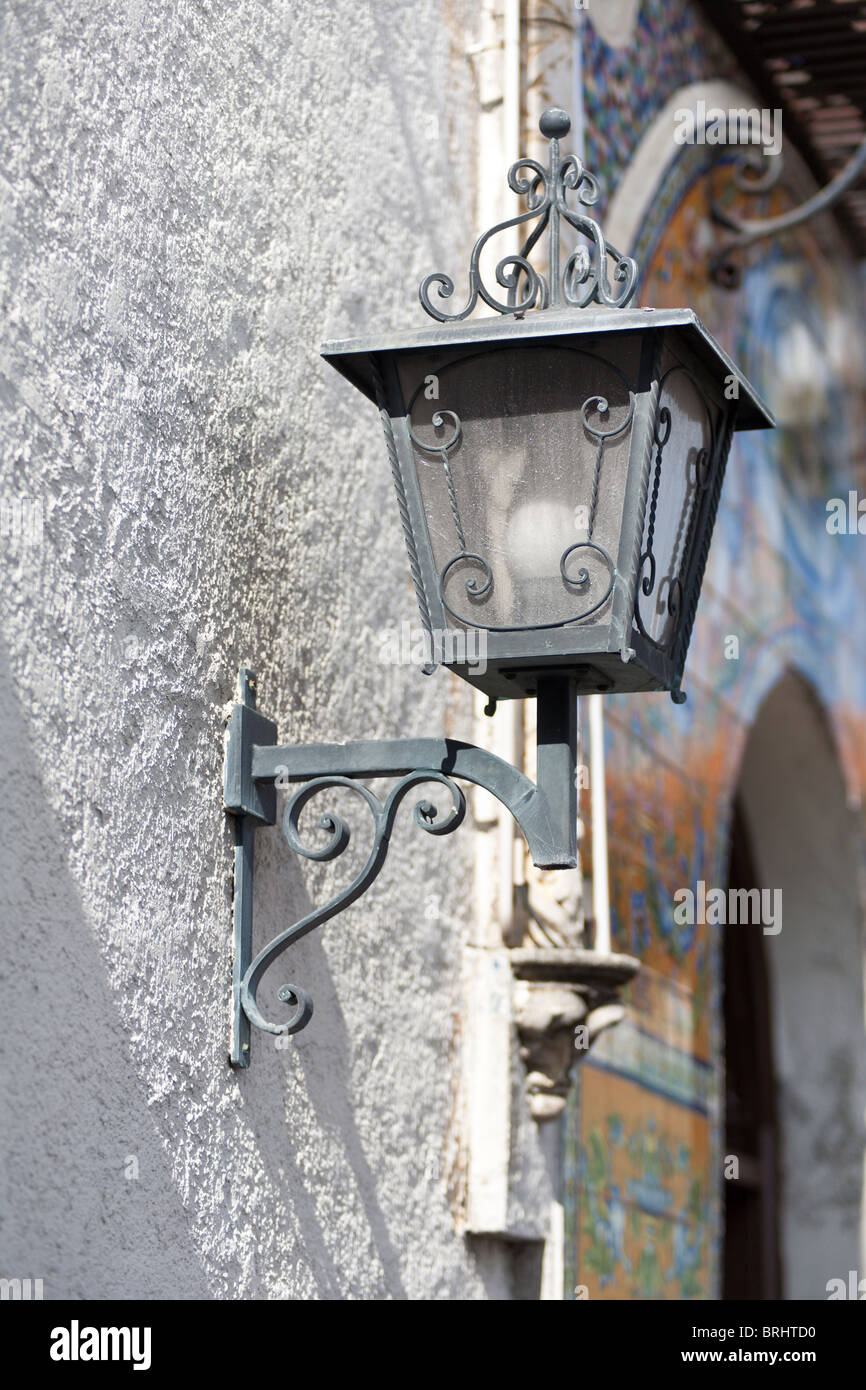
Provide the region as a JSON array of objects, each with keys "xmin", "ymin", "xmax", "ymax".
[{"xmin": 0, "ymin": 0, "xmax": 545, "ymax": 1299}]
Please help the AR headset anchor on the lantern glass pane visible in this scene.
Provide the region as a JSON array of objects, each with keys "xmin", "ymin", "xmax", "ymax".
[
  {"xmin": 396, "ymin": 338, "xmax": 641, "ymax": 635},
  {"xmin": 633, "ymin": 350, "xmax": 719, "ymax": 652}
]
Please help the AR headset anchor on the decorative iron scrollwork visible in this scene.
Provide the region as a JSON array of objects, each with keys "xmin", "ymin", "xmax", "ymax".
[
  {"xmin": 709, "ymin": 130, "xmax": 866, "ymax": 287},
  {"xmin": 419, "ymin": 107, "xmax": 639, "ymax": 322},
  {"xmin": 406, "ymin": 348, "xmax": 634, "ymax": 632},
  {"xmin": 225, "ymin": 668, "xmax": 583, "ymax": 1066},
  {"xmin": 633, "ymin": 367, "xmax": 716, "ymax": 671},
  {"xmin": 240, "ymin": 772, "xmax": 466, "ymax": 1038},
  {"xmin": 370, "ymin": 357, "xmax": 438, "ymax": 675}
]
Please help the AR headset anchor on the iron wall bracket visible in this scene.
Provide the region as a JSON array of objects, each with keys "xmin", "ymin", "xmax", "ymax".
[
  {"xmin": 710, "ymin": 137, "xmax": 866, "ymax": 287},
  {"xmin": 223, "ymin": 667, "xmax": 578, "ymax": 1067}
]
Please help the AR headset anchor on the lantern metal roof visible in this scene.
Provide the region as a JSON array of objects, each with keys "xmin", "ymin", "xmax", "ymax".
[{"xmin": 322, "ymin": 305, "xmax": 773, "ymax": 432}]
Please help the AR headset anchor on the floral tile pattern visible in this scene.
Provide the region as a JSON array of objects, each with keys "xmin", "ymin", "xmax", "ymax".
[{"xmin": 564, "ymin": 2, "xmax": 866, "ymax": 1300}]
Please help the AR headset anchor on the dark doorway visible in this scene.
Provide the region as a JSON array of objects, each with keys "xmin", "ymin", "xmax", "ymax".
[{"xmin": 723, "ymin": 796, "xmax": 781, "ymax": 1300}]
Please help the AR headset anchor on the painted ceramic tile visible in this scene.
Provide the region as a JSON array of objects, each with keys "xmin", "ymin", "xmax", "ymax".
[
  {"xmin": 567, "ymin": 3, "xmax": 866, "ymax": 1298},
  {"xmin": 566, "ymin": 1063, "xmax": 712, "ymax": 1300}
]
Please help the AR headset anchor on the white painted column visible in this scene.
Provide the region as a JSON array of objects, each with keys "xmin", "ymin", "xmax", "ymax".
[
  {"xmin": 588, "ymin": 692, "xmax": 611, "ymax": 954},
  {"xmin": 464, "ymin": 0, "xmax": 521, "ymax": 1237},
  {"xmin": 539, "ymin": 1119, "xmax": 566, "ymax": 1300}
]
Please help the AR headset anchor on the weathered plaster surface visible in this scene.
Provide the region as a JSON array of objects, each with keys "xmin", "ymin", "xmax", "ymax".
[{"xmin": 0, "ymin": 0, "xmax": 525, "ymax": 1298}]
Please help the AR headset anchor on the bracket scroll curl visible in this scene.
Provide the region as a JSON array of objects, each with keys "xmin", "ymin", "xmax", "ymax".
[
  {"xmin": 240, "ymin": 772, "xmax": 465, "ymax": 1039},
  {"xmin": 419, "ymin": 107, "xmax": 638, "ymax": 322},
  {"xmin": 709, "ymin": 135, "xmax": 866, "ymax": 288}
]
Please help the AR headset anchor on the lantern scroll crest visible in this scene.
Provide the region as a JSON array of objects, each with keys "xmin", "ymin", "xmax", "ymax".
[{"xmin": 419, "ymin": 108, "xmax": 639, "ymax": 322}]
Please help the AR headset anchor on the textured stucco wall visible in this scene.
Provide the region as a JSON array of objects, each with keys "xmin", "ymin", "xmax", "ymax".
[{"xmin": 0, "ymin": 0, "xmax": 522, "ymax": 1299}]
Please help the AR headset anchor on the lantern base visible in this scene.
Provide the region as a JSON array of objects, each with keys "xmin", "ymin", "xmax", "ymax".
[{"xmin": 443, "ymin": 629, "xmax": 684, "ymax": 702}]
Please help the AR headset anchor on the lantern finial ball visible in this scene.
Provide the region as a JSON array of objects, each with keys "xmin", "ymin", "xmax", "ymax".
[{"xmin": 539, "ymin": 107, "xmax": 571, "ymax": 140}]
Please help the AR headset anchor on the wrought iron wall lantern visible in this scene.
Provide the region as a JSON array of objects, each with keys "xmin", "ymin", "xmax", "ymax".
[{"xmin": 224, "ymin": 109, "xmax": 774, "ymax": 1068}]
